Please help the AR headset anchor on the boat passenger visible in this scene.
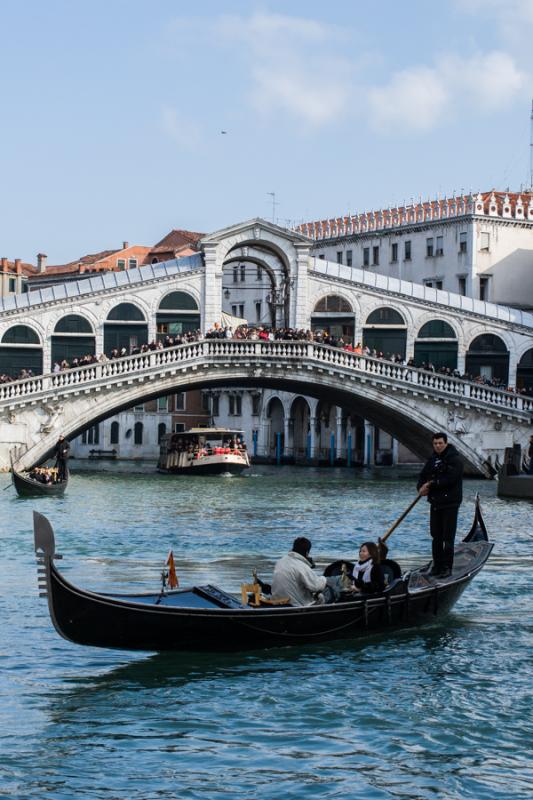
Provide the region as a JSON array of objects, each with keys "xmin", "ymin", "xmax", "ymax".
[
  {"xmin": 271, "ymin": 537, "xmax": 327, "ymax": 606},
  {"xmin": 351, "ymin": 542, "xmax": 385, "ymax": 594}
]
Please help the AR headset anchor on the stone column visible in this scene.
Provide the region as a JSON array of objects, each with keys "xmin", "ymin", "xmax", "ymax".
[
  {"xmin": 364, "ymin": 420, "xmax": 375, "ymax": 465},
  {"xmin": 335, "ymin": 407, "xmax": 343, "ymax": 459},
  {"xmin": 309, "ymin": 416, "xmax": 317, "ymax": 460},
  {"xmin": 202, "ymin": 243, "xmax": 223, "ymax": 332},
  {"xmin": 291, "ymin": 243, "xmax": 311, "ymax": 329}
]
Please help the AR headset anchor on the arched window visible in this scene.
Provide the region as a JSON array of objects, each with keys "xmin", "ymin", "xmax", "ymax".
[
  {"xmin": 110, "ymin": 421, "xmax": 119, "ymax": 445},
  {"xmin": 134, "ymin": 421, "xmax": 144, "ymax": 445},
  {"xmin": 156, "ymin": 291, "xmax": 200, "ymax": 339},
  {"xmin": 54, "ymin": 315, "xmax": 93, "ymax": 334},
  {"xmin": 466, "ymin": 334, "xmax": 509, "ymax": 383},
  {"xmin": 415, "ymin": 320, "xmax": 458, "ymax": 370},
  {"xmin": 314, "ymin": 295, "xmax": 352, "ymax": 313},
  {"xmin": 417, "ymin": 320, "xmax": 456, "ymax": 339},
  {"xmin": 107, "ymin": 303, "xmax": 146, "ymax": 321},
  {"xmin": 159, "ymin": 291, "xmax": 199, "ymax": 311},
  {"xmin": 517, "ymin": 348, "xmax": 533, "ymax": 395},
  {"xmin": 366, "ymin": 308, "xmax": 405, "ymax": 325},
  {"xmin": 158, "ymin": 422, "xmax": 167, "ymax": 444},
  {"xmin": 1, "ymin": 325, "xmax": 40, "ymax": 344}
]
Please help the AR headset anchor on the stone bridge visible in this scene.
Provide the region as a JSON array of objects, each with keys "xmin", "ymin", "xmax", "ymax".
[{"xmin": 1, "ymin": 340, "xmax": 531, "ymax": 475}]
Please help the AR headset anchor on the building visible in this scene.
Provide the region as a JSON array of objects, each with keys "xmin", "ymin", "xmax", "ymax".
[
  {"xmin": 0, "ymin": 257, "xmax": 35, "ymax": 297},
  {"xmin": 296, "ymin": 190, "xmax": 533, "ymax": 310}
]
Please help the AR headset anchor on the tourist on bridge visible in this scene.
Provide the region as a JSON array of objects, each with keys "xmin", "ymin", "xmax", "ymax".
[
  {"xmin": 53, "ymin": 434, "xmax": 70, "ymax": 481},
  {"xmin": 417, "ymin": 432, "xmax": 463, "ymax": 579}
]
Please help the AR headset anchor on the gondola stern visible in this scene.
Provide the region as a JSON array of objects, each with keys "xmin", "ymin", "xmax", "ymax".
[{"xmin": 463, "ymin": 494, "xmax": 489, "ymax": 543}]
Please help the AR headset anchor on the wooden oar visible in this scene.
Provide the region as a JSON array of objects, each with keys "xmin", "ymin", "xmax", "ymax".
[{"xmin": 380, "ymin": 494, "xmax": 422, "ymax": 545}]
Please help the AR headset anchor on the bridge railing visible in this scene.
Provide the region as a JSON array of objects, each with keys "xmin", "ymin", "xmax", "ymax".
[{"xmin": 1, "ymin": 339, "xmax": 532, "ymax": 416}]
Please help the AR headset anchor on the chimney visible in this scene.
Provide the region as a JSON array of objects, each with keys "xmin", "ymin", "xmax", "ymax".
[
  {"xmin": 14, "ymin": 258, "xmax": 22, "ymax": 274},
  {"xmin": 1, "ymin": 257, "xmax": 8, "ymax": 273},
  {"xmin": 122, "ymin": 241, "xmax": 129, "ymax": 250},
  {"xmin": 37, "ymin": 253, "xmax": 47, "ymax": 272}
]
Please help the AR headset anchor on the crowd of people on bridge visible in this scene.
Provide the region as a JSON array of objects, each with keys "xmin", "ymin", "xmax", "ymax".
[{"xmin": 1, "ymin": 323, "xmax": 531, "ymax": 396}]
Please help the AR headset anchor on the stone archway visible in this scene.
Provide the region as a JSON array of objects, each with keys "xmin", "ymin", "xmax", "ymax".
[
  {"xmin": 266, "ymin": 396, "xmax": 285, "ymax": 459},
  {"xmin": 289, "ymin": 396, "xmax": 311, "ymax": 462}
]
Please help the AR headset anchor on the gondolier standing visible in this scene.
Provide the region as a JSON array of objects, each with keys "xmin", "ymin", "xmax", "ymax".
[
  {"xmin": 54, "ymin": 434, "xmax": 70, "ymax": 481},
  {"xmin": 417, "ymin": 432, "xmax": 463, "ymax": 578}
]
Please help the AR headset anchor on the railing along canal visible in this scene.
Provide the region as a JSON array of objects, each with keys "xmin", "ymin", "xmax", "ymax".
[{"xmin": 0, "ymin": 339, "xmax": 532, "ymax": 416}]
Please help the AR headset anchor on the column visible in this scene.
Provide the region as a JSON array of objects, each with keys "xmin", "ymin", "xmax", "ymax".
[
  {"xmin": 335, "ymin": 407, "xmax": 343, "ymax": 460},
  {"xmin": 202, "ymin": 243, "xmax": 223, "ymax": 332},
  {"xmin": 364, "ymin": 420, "xmax": 375, "ymax": 465},
  {"xmin": 291, "ymin": 242, "xmax": 311, "ymax": 329}
]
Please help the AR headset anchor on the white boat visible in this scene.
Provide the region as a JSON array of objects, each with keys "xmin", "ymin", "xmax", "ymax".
[{"xmin": 157, "ymin": 428, "xmax": 250, "ymax": 475}]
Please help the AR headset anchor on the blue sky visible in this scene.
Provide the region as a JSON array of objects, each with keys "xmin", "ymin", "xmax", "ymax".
[{"xmin": 1, "ymin": 0, "xmax": 532, "ymax": 264}]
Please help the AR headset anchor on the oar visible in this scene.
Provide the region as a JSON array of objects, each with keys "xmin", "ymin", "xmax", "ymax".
[{"xmin": 378, "ymin": 494, "xmax": 422, "ymax": 550}]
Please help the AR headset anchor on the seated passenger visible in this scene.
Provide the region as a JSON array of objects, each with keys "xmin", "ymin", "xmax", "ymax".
[
  {"xmin": 271, "ymin": 537, "xmax": 327, "ymax": 606},
  {"xmin": 351, "ymin": 542, "xmax": 385, "ymax": 594}
]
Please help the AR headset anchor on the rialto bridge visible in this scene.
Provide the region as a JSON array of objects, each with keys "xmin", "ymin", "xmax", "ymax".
[{"xmin": 0, "ymin": 218, "xmax": 532, "ymax": 473}]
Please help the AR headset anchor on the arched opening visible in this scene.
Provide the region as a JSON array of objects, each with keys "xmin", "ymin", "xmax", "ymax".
[
  {"xmin": 0, "ymin": 324, "xmax": 43, "ymax": 377},
  {"xmin": 104, "ymin": 303, "xmax": 148, "ymax": 355},
  {"xmin": 290, "ymin": 396, "xmax": 311, "ymax": 461},
  {"xmin": 311, "ymin": 295, "xmax": 355, "ymax": 342},
  {"xmin": 110, "ymin": 421, "xmax": 120, "ymax": 445},
  {"xmin": 465, "ymin": 334, "xmax": 509, "ymax": 384},
  {"xmin": 315, "ymin": 401, "xmax": 336, "ymax": 463},
  {"xmin": 134, "ymin": 421, "xmax": 144, "ymax": 445},
  {"xmin": 266, "ymin": 397, "xmax": 285, "ymax": 458},
  {"xmin": 363, "ymin": 307, "xmax": 407, "ymax": 359},
  {"xmin": 51, "ymin": 314, "xmax": 96, "ymax": 366},
  {"xmin": 517, "ymin": 348, "xmax": 533, "ymax": 396},
  {"xmin": 414, "ymin": 320, "xmax": 458, "ymax": 370},
  {"xmin": 158, "ymin": 422, "xmax": 167, "ymax": 444},
  {"xmin": 156, "ymin": 291, "xmax": 200, "ymax": 341}
]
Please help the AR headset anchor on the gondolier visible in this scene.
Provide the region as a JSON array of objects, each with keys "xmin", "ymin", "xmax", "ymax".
[
  {"xmin": 54, "ymin": 435, "xmax": 70, "ymax": 481},
  {"xmin": 417, "ymin": 431, "xmax": 463, "ymax": 579}
]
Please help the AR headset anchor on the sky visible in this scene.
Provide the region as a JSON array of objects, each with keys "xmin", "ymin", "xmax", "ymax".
[{"xmin": 1, "ymin": 0, "xmax": 532, "ymax": 265}]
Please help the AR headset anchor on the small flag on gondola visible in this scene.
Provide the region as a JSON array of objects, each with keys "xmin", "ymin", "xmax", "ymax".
[{"xmin": 166, "ymin": 550, "xmax": 179, "ymax": 589}]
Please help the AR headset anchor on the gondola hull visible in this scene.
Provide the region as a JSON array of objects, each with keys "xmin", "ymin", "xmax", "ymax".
[
  {"xmin": 13, "ymin": 469, "xmax": 68, "ymax": 497},
  {"xmin": 34, "ymin": 503, "xmax": 492, "ymax": 653}
]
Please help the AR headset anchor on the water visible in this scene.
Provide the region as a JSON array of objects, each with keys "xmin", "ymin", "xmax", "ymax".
[{"xmin": 0, "ymin": 466, "xmax": 531, "ymax": 799}]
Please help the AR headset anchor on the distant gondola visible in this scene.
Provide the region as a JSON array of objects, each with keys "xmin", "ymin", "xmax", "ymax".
[
  {"xmin": 34, "ymin": 499, "xmax": 492, "ymax": 653},
  {"xmin": 13, "ymin": 468, "xmax": 68, "ymax": 497}
]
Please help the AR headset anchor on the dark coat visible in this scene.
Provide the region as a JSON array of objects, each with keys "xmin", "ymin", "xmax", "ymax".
[
  {"xmin": 417, "ymin": 443, "xmax": 463, "ymax": 509},
  {"xmin": 54, "ymin": 439, "xmax": 70, "ymax": 461}
]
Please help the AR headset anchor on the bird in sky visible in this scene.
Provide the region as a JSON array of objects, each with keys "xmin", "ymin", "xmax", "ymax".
[{"xmin": 220, "ymin": 130, "xmax": 227, "ymax": 134}]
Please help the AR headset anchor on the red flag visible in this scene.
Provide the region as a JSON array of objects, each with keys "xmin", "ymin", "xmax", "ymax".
[{"xmin": 166, "ymin": 550, "xmax": 179, "ymax": 589}]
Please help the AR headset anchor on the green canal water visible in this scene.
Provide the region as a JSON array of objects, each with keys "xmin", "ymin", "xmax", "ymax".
[{"xmin": 0, "ymin": 465, "xmax": 531, "ymax": 799}]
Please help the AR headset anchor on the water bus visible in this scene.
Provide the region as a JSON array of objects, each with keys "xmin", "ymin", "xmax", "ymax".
[{"xmin": 157, "ymin": 428, "xmax": 250, "ymax": 476}]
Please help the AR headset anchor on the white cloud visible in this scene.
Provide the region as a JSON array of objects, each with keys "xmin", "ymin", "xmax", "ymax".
[
  {"xmin": 368, "ymin": 50, "xmax": 525, "ymax": 133},
  {"xmin": 160, "ymin": 105, "xmax": 202, "ymax": 150},
  {"xmin": 212, "ymin": 12, "xmax": 354, "ymax": 127}
]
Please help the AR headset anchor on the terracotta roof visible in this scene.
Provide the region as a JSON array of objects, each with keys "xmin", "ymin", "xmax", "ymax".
[
  {"xmin": 0, "ymin": 259, "xmax": 37, "ymax": 276},
  {"xmin": 152, "ymin": 229, "xmax": 204, "ymax": 251}
]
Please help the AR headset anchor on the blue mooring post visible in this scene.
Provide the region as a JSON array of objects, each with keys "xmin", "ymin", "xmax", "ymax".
[
  {"xmin": 276, "ymin": 432, "xmax": 282, "ymax": 465},
  {"xmin": 330, "ymin": 433, "xmax": 335, "ymax": 466},
  {"xmin": 306, "ymin": 432, "xmax": 311, "ymax": 461},
  {"xmin": 347, "ymin": 432, "xmax": 352, "ymax": 468},
  {"xmin": 252, "ymin": 430, "xmax": 258, "ymax": 458}
]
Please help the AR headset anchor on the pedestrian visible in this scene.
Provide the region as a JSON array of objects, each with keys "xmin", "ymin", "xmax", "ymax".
[
  {"xmin": 53, "ymin": 434, "xmax": 70, "ymax": 481},
  {"xmin": 417, "ymin": 431, "xmax": 463, "ymax": 578}
]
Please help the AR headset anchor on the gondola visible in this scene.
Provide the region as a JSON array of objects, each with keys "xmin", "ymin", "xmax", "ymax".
[
  {"xmin": 34, "ymin": 499, "xmax": 492, "ymax": 653},
  {"xmin": 13, "ymin": 467, "xmax": 68, "ymax": 497}
]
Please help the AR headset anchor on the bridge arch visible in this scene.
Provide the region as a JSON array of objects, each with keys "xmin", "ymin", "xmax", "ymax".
[
  {"xmin": 50, "ymin": 313, "xmax": 96, "ymax": 366},
  {"xmin": 0, "ymin": 323, "xmax": 43, "ymax": 377},
  {"xmin": 104, "ymin": 301, "xmax": 149, "ymax": 355},
  {"xmin": 414, "ymin": 318, "xmax": 459, "ymax": 370},
  {"xmin": 311, "ymin": 293, "xmax": 356, "ymax": 341},
  {"xmin": 265, "ymin": 395, "xmax": 286, "ymax": 457},
  {"xmin": 517, "ymin": 347, "xmax": 533, "ymax": 395},
  {"xmin": 465, "ymin": 332, "xmax": 510, "ymax": 384},
  {"xmin": 363, "ymin": 305, "xmax": 408, "ymax": 358},
  {"xmin": 289, "ymin": 395, "xmax": 312, "ymax": 459},
  {"xmin": 156, "ymin": 290, "xmax": 200, "ymax": 339}
]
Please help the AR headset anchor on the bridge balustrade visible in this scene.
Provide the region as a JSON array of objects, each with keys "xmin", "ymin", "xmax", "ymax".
[{"xmin": 1, "ymin": 339, "xmax": 532, "ymax": 416}]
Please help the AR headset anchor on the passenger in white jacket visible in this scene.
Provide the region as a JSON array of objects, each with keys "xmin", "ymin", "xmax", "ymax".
[{"xmin": 271, "ymin": 537, "xmax": 327, "ymax": 606}]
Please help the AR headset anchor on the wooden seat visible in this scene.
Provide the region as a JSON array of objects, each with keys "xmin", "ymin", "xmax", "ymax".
[
  {"xmin": 241, "ymin": 582, "xmax": 261, "ymax": 606},
  {"xmin": 240, "ymin": 583, "xmax": 290, "ymax": 607}
]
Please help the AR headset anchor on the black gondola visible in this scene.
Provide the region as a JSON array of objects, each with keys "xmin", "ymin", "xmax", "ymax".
[
  {"xmin": 34, "ymin": 499, "xmax": 492, "ymax": 653},
  {"xmin": 13, "ymin": 468, "xmax": 68, "ymax": 497}
]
